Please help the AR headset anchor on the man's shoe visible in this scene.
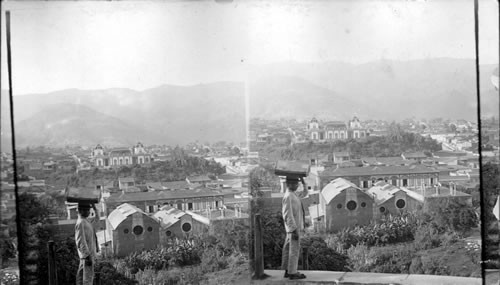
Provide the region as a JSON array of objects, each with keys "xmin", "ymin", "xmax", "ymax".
[
  {"xmin": 288, "ymin": 272, "xmax": 306, "ymax": 280},
  {"xmin": 284, "ymin": 270, "xmax": 289, "ymax": 278}
]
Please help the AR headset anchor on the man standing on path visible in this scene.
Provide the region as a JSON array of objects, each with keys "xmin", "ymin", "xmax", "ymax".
[
  {"xmin": 281, "ymin": 176, "xmax": 307, "ymax": 280},
  {"xmin": 75, "ymin": 202, "xmax": 99, "ymax": 285}
]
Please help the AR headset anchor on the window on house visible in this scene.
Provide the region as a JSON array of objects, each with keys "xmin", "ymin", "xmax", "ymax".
[
  {"xmin": 362, "ymin": 181, "xmax": 368, "ymax": 188},
  {"xmin": 392, "ymin": 179, "xmax": 397, "ymax": 186},
  {"xmin": 133, "ymin": 226, "xmax": 144, "ymax": 235},
  {"xmin": 188, "ymin": 203, "xmax": 193, "ymax": 210},
  {"xmin": 346, "ymin": 201, "xmax": 357, "ymax": 211},
  {"xmin": 402, "ymin": 179, "xmax": 408, "ymax": 186},
  {"xmin": 182, "ymin": 222, "xmax": 192, "ymax": 232}
]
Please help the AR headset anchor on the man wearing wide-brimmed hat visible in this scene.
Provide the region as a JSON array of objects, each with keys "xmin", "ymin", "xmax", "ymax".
[
  {"xmin": 281, "ymin": 176, "xmax": 307, "ymax": 280},
  {"xmin": 75, "ymin": 202, "xmax": 99, "ymax": 285}
]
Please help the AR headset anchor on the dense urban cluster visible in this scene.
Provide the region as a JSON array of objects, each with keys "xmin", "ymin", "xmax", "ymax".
[{"xmin": 0, "ymin": 116, "xmax": 498, "ymax": 284}]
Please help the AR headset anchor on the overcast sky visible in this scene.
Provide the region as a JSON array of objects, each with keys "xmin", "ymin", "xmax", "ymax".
[{"xmin": 1, "ymin": 0, "xmax": 498, "ymax": 94}]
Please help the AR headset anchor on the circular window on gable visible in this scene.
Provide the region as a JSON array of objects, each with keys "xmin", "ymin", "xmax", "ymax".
[
  {"xmin": 336, "ymin": 203, "xmax": 342, "ymax": 209},
  {"xmin": 166, "ymin": 230, "xmax": 172, "ymax": 237},
  {"xmin": 396, "ymin": 199, "xmax": 406, "ymax": 209},
  {"xmin": 147, "ymin": 226, "xmax": 153, "ymax": 232},
  {"xmin": 346, "ymin": 201, "xmax": 357, "ymax": 211},
  {"xmin": 133, "ymin": 225, "xmax": 144, "ymax": 235},
  {"xmin": 361, "ymin": 202, "xmax": 367, "ymax": 208},
  {"xmin": 181, "ymin": 222, "xmax": 192, "ymax": 232},
  {"xmin": 379, "ymin": 207, "xmax": 386, "ymax": 213},
  {"xmin": 124, "ymin": 228, "xmax": 129, "ymax": 234}
]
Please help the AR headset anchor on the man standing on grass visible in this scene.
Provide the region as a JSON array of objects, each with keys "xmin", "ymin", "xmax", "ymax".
[
  {"xmin": 281, "ymin": 176, "xmax": 307, "ymax": 280},
  {"xmin": 75, "ymin": 202, "xmax": 99, "ymax": 285}
]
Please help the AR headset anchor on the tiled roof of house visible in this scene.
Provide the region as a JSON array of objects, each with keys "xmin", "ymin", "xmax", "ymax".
[
  {"xmin": 119, "ymin": 177, "xmax": 135, "ymax": 183},
  {"xmin": 108, "ymin": 203, "xmax": 155, "ymax": 230},
  {"xmin": 321, "ymin": 178, "xmax": 360, "ymax": 204},
  {"xmin": 153, "ymin": 205, "xmax": 186, "ymax": 228},
  {"xmin": 109, "ymin": 148, "xmax": 132, "ymax": 155},
  {"xmin": 361, "ymin": 156, "xmax": 414, "ymax": 166},
  {"xmin": 402, "ymin": 152, "xmax": 427, "ymax": 159},
  {"xmin": 367, "ymin": 181, "xmax": 424, "ymax": 204},
  {"xmin": 320, "ymin": 165, "xmax": 438, "ymax": 177},
  {"xmin": 106, "ymin": 188, "xmax": 224, "ymax": 204},
  {"xmin": 187, "ymin": 175, "xmax": 212, "ymax": 183},
  {"xmin": 433, "ymin": 150, "xmax": 468, "ymax": 157}
]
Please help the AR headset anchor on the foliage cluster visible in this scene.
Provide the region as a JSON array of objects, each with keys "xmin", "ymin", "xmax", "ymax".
[
  {"xmin": 252, "ymin": 129, "xmax": 441, "ymax": 161},
  {"xmin": 326, "ymin": 213, "xmax": 418, "ymax": 250}
]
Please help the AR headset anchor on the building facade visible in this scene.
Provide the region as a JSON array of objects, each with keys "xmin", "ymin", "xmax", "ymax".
[
  {"xmin": 107, "ymin": 203, "xmax": 160, "ymax": 257},
  {"xmin": 105, "ymin": 189, "xmax": 225, "ymax": 215},
  {"xmin": 320, "ymin": 178, "xmax": 374, "ymax": 232},
  {"xmin": 306, "ymin": 116, "xmax": 368, "ymax": 142},
  {"xmin": 91, "ymin": 142, "xmax": 152, "ymax": 168},
  {"xmin": 319, "ymin": 165, "xmax": 440, "ymax": 190}
]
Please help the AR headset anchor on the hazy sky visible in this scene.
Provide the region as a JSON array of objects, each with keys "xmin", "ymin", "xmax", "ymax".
[{"xmin": 1, "ymin": 0, "xmax": 498, "ymax": 94}]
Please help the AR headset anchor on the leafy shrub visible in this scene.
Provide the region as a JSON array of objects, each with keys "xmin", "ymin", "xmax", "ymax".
[
  {"xmin": 326, "ymin": 213, "xmax": 418, "ymax": 251},
  {"xmin": 366, "ymin": 244, "xmax": 415, "ymax": 274},
  {"xmin": 413, "ymin": 224, "xmax": 442, "ymax": 250},
  {"xmin": 122, "ymin": 246, "xmax": 170, "ymax": 274},
  {"xmin": 168, "ymin": 238, "xmax": 201, "ymax": 267},
  {"xmin": 302, "ymin": 236, "xmax": 350, "ymax": 271},
  {"xmin": 346, "ymin": 244, "xmax": 372, "ymax": 272},
  {"xmin": 95, "ymin": 261, "xmax": 137, "ymax": 285},
  {"xmin": 200, "ymin": 248, "xmax": 229, "ymax": 273}
]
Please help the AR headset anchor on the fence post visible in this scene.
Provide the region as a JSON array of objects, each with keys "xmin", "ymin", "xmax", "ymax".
[
  {"xmin": 252, "ymin": 214, "xmax": 265, "ymax": 279},
  {"xmin": 48, "ymin": 240, "xmax": 57, "ymax": 285},
  {"xmin": 301, "ymin": 247, "xmax": 309, "ymax": 270}
]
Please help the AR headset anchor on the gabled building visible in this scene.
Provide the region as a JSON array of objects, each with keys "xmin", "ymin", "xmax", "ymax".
[
  {"xmin": 319, "ymin": 165, "xmax": 440, "ymax": 190},
  {"xmin": 154, "ymin": 205, "xmax": 198, "ymax": 243},
  {"xmin": 107, "ymin": 203, "xmax": 160, "ymax": 257},
  {"xmin": 186, "ymin": 175, "xmax": 213, "ymax": 187},
  {"xmin": 306, "ymin": 116, "xmax": 368, "ymax": 142},
  {"xmin": 366, "ymin": 182, "xmax": 424, "ymax": 219},
  {"xmin": 320, "ymin": 178, "xmax": 374, "ymax": 232},
  {"xmin": 91, "ymin": 142, "xmax": 152, "ymax": 168},
  {"xmin": 401, "ymin": 152, "xmax": 428, "ymax": 163},
  {"xmin": 105, "ymin": 188, "xmax": 225, "ymax": 214},
  {"xmin": 361, "ymin": 156, "xmax": 415, "ymax": 167}
]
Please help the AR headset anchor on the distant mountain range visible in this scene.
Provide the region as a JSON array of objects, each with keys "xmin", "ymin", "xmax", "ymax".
[
  {"xmin": 247, "ymin": 58, "xmax": 498, "ymax": 120},
  {"xmin": 0, "ymin": 58, "xmax": 497, "ymax": 148}
]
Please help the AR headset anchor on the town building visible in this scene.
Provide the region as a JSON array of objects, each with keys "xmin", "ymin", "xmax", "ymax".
[
  {"xmin": 306, "ymin": 116, "xmax": 368, "ymax": 142},
  {"xmin": 319, "ymin": 165, "xmax": 440, "ymax": 189},
  {"xmin": 154, "ymin": 205, "xmax": 200, "ymax": 243},
  {"xmin": 366, "ymin": 182, "xmax": 424, "ymax": 220},
  {"xmin": 320, "ymin": 178, "xmax": 374, "ymax": 232},
  {"xmin": 105, "ymin": 188, "xmax": 226, "ymax": 214},
  {"xmin": 107, "ymin": 203, "xmax": 160, "ymax": 257},
  {"xmin": 90, "ymin": 142, "xmax": 152, "ymax": 168},
  {"xmin": 361, "ymin": 156, "xmax": 415, "ymax": 167}
]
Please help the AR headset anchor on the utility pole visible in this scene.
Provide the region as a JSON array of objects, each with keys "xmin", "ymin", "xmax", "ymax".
[{"xmin": 6, "ymin": 10, "xmax": 25, "ymax": 285}]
